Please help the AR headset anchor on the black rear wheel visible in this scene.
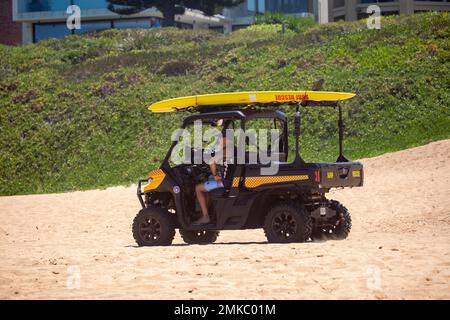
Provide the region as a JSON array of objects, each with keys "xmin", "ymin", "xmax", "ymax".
[
  {"xmin": 264, "ymin": 202, "xmax": 312, "ymax": 243},
  {"xmin": 179, "ymin": 230, "xmax": 219, "ymax": 244},
  {"xmin": 311, "ymin": 200, "xmax": 352, "ymax": 241},
  {"xmin": 132, "ymin": 207, "xmax": 175, "ymax": 246},
  {"xmin": 330, "ymin": 200, "xmax": 352, "ymax": 240}
]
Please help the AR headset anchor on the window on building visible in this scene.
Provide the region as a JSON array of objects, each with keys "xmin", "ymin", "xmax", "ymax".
[
  {"xmin": 19, "ymin": 0, "xmax": 71, "ymax": 13},
  {"xmin": 18, "ymin": 0, "xmax": 146, "ymax": 13},
  {"xmin": 34, "ymin": 22, "xmax": 72, "ymax": 42},
  {"xmin": 359, "ymin": 0, "xmax": 395, "ymax": 3},
  {"xmin": 258, "ymin": 0, "xmax": 266, "ymax": 12},
  {"xmin": 248, "ymin": 0, "xmax": 256, "ymax": 12},
  {"xmin": 73, "ymin": 0, "xmax": 109, "ymax": 10},
  {"xmin": 265, "ymin": 0, "xmax": 308, "ymax": 14},
  {"xmin": 114, "ymin": 19, "xmax": 152, "ymax": 29},
  {"xmin": 33, "ymin": 17, "xmax": 167, "ymax": 42},
  {"xmin": 247, "ymin": 0, "xmax": 266, "ymax": 13},
  {"xmin": 74, "ymin": 20, "xmax": 111, "ymax": 34}
]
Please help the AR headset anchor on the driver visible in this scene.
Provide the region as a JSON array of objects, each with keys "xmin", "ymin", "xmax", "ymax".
[{"xmin": 193, "ymin": 133, "xmax": 233, "ymax": 225}]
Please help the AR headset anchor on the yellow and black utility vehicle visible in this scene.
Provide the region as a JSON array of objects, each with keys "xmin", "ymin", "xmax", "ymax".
[{"xmin": 134, "ymin": 91, "xmax": 363, "ymax": 246}]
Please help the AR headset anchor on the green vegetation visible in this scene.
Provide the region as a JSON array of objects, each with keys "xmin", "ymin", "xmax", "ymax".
[
  {"xmin": 254, "ymin": 12, "xmax": 316, "ymax": 33},
  {"xmin": 0, "ymin": 12, "xmax": 449, "ymax": 195}
]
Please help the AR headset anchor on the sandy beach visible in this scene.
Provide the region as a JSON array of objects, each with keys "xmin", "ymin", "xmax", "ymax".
[{"xmin": 1, "ymin": 139, "xmax": 449, "ymax": 299}]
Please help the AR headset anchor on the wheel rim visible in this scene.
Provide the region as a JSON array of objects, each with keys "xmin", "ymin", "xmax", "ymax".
[
  {"xmin": 195, "ymin": 231, "xmax": 206, "ymax": 237},
  {"xmin": 272, "ymin": 211, "xmax": 297, "ymax": 239},
  {"xmin": 140, "ymin": 216, "xmax": 161, "ymax": 243}
]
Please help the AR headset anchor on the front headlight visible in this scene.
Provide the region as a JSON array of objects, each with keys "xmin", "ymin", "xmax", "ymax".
[{"xmin": 141, "ymin": 178, "xmax": 152, "ymax": 193}]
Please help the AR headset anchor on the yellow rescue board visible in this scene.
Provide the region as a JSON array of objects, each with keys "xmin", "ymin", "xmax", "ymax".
[{"xmin": 149, "ymin": 91, "xmax": 355, "ymax": 113}]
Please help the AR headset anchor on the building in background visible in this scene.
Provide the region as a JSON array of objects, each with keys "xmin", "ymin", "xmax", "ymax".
[
  {"xmin": 0, "ymin": 0, "xmax": 449, "ymax": 45},
  {"xmin": 329, "ymin": 0, "xmax": 450, "ymax": 22},
  {"xmin": 2, "ymin": 0, "xmax": 231, "ymax": 45}
]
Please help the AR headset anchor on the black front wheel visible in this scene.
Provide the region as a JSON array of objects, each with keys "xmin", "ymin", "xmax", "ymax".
[
  {"xmin": 264, "ymin": 202, "xmax": 312, "ymax": 243},
  {"xmin": 132, "ymin": 207, "xmax": 175, "ymax": 246}
]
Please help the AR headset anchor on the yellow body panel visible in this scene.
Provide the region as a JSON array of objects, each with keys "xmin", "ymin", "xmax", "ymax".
[
  {"xmin": 143, "ymin": 169, "xmax": 166, "ymax": 192},
  {"xmin": 244, "ymin": 175, "xmax": 309, "ymax": 188},
  {"xmin": 149, "ymin": 91, "xmax": 356, "ymax": 113}
]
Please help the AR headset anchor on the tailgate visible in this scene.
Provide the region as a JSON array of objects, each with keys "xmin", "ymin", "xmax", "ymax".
[{"xmin": 319, "ymin": 162, "xmax": 363, "ymax": 188}]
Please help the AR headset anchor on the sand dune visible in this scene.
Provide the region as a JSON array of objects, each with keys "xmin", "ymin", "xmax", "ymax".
[{"xmin": 0, "ymin": 140, "xmax": 449, "ymax": 299}]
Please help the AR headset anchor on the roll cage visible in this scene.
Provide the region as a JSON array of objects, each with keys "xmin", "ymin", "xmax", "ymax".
[
  {"xmin": 160, "ymin": 101, "xmax": 348, "ymax": 170},
  {"xmin": 161, "ymin": 109, "xmax": 289, "ymax": 170}
]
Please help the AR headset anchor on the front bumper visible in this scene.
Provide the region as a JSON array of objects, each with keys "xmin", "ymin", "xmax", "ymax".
[{"xmin": 137, "ymin": 179, "xmax": 149, "ymax": 209}]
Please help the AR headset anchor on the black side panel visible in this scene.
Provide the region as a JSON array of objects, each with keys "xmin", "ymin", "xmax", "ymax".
[{"xmin": 214, "ymin": 193, "xmax": 259, "ymax": 229}]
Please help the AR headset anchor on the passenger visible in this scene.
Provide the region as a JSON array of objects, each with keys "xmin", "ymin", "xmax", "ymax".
[{"xmin": 193, "ymin": 134, "xmax": 233, "ymax": 225}]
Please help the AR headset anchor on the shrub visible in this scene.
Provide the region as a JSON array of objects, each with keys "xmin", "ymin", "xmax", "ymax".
[{"xmin": 254, "ymin": 12, "xmax": 316, "ymax": 33}]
